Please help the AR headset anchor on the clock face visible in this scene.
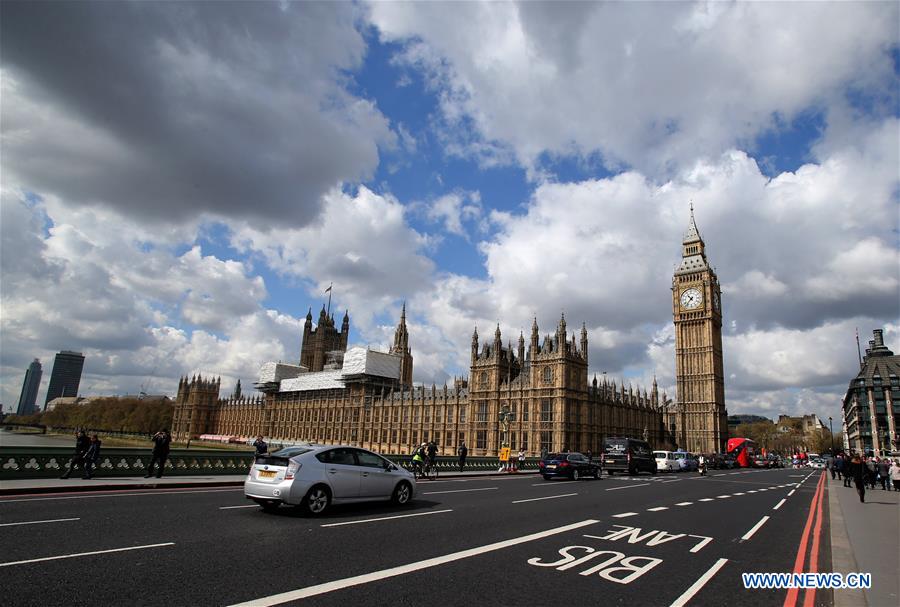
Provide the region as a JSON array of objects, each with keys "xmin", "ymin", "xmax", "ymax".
[{"xmin": 680, "ymin": 288, "xmax": 703, "ymax": 309}]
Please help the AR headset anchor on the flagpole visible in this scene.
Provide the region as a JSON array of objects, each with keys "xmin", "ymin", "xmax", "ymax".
[{"xmin": 326, "ymin": 282, "xmax": 333, "ymax": 317}]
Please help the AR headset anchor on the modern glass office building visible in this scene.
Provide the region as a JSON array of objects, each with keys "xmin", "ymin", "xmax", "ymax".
[
  {"xmin": 16, "ymin": 359, "xmax": 42, "ymax": 416},
  {"xmin": 44, "ymin": 350, "xmax": 85, "ymax": 410}
]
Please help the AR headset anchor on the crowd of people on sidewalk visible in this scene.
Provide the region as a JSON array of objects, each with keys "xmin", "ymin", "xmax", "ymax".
[{"xmin": 828, "ymin": 451, "xmax": 900, "ymax": 503}]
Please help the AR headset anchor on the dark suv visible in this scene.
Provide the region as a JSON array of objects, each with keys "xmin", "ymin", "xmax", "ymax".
[
  {"xmin": 603, "ymin": 438, "xmax": 657, "ymax": 475},
  {"xmin": 539, "ymin": 452, "xmax": 601, "ymax": 481}
]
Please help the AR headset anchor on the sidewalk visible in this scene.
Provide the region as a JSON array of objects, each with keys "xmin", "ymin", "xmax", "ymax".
[
  {"xmin": 828, "ymin": 475, "xmax": 899, "ymax": 607},
  {"xmin": 0, "ymin": 468, "xmax": 537, "ymax": 496}
]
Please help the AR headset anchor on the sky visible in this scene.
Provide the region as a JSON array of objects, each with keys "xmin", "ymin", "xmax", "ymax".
[{"xmin": 1, "ymin": 1, "xmax": 898, "ymax": 427}]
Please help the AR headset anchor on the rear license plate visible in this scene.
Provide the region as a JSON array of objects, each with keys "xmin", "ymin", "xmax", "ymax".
[
  {"xmin": 547, "ymin": 465, "xmax": 556, "ymax": 469},
  {"xmin": 258, "ymin": 470, "xmax": 277, "ymax": 479}
]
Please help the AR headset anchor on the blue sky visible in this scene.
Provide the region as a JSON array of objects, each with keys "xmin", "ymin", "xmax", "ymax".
[{"xmin": 1, "ymin": 1, "xmax": 898, "ymax": 426}]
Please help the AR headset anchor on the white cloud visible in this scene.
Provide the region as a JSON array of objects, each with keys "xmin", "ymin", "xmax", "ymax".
[{"xmin": 368, "ymin": 1, "xmax": 898, "ymax": 175}]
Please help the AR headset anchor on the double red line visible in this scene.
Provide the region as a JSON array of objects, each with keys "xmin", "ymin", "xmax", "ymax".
[{"xmin": 783, "ymin": 472, "xmax": 826, "ymax": 607}]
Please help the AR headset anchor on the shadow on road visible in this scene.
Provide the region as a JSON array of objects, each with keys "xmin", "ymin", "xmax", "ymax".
[{"xmin": 259, "ymin": 498, "xmax": 443, "ymax": 519}]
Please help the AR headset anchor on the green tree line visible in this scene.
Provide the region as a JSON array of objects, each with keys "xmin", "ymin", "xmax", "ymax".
[{"xmin": 7, "ymin": 398, "xmax": 173, "ymax": 434}]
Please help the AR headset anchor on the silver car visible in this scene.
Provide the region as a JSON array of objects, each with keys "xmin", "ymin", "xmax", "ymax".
[{"xmin": 245, "ymin": 445, "xmax": 416, "ymax": 515}]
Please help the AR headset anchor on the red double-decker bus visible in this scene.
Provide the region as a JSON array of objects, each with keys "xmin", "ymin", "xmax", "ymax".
[{"xmin": 726, "ymin": 437, "xmax": 757, "ymax": 468}]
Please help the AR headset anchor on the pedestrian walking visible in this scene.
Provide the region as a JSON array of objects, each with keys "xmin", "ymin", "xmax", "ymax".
[
  {"xmin": 82, "ymin": 434, "xmax": 102, "ymax": 479},
  {"xmin": 877, "ymin": 458, "xmax": 890, "ymax": 490},
  {"xmin": 60, "ymin": 430, "xmax": 90, "ymax": 479},
  {"xmin": 865, "ymin": 457, "xmax": 877, "ymax": 489},
  {"xmin": 253, "ymin": 435, "xmax": 268, "ymax": 455},
  {"xmin": 427, "ymin": 440, "xmax": 438, "ymax": 467},
  {"xmin": 517, "ymin": 448, "xmax": 526, "ymax": 471},
  {"xmin": 541, "ymin": 447, "xmax": 548, "ymax": 461},
  {"xmin": 848, "ymin": 455, "xmax": 866, "ymax": 503},
  {"xmin": 457, "ymin": 442, "xmax": 468, "ymax": 472},
  {"xmin": 890, "ymin": 459, "xmax": 900, "ymax": 492},
  {"xmin": 843, "ymin": 454, "xmax": 853, "ymax": 487},
  {"xmin": 145, "ymin": 429, "xmax": 171, "ymax": 478},
  {"xmin": 834, "ymin": 454, "xmax": 844, "ymax": 481},
  {"xmin": 828, "ymin": 456, "xmax": 835, "ymax": 480}
]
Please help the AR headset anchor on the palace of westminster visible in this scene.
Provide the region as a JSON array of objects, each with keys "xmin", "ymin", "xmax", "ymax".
[{"xmin": 173, "ymin": 210, "xmax": 728, "ymax": 456}]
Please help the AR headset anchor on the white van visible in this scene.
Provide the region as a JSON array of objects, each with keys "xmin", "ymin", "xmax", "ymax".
[{"xmin": 653, "ymin": 450, "xmax": 680, "ymax": 472}]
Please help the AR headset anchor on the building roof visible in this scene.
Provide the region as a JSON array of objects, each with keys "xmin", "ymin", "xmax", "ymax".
[
  {"xmin": 275, "ymin": 347, "xmax": 402, "ymax": 393},
  {"xmin": 850, "ymin": 329, "xmax": 899, "ymax": 389}
]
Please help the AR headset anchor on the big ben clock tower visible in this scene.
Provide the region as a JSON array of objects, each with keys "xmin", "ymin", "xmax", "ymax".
[{"xmin": 672, "ymin": 205, "xmax": 727, "ymax": 453}]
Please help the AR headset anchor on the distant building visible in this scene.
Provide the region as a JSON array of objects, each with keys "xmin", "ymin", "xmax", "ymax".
[
  {"xmin": 727, "ymin": 414, "xmax": 772, "ymax": 429},
  {"xmin": 776, "ymin": 414, "xmax": 825, "ymax": 435},
  {"xmin": 16, "ymin": 358, "xmax": 42, "ymax": 416},
  {"xmin": 44, "ymin": 351, "xmax": 85, "ymax": 409},
  {"xmin": 841, "ymin": 329, "xmax": 899, "ymax": 456}
]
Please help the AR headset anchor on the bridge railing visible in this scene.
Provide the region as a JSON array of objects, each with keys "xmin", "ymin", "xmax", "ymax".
[{"xmin": 0, "ymin": 447, "xmax": 535, "ymax": 480}]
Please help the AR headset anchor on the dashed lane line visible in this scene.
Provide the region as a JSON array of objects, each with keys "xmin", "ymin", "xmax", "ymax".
[
  {"xmin": 606, "ymin": 483, "xmax": 651, "ymax": 491},
  {"xmin": 773, "ymin": 498, "xmax": 787, "ymax": 511},
  {"xmin": 0, "ymin": 543, "xmax": 175, "ymax": 567},
  {"xmin": 647, "ymin": 506, "xmax": 669, "ymax": 511},
  {"xmin": 422, "ymin": 487, "xmax": 498, "ymax": 495},
  {"xmin": 227, "ymin": 519, "xmax": 601, "ymax": 607},
  {"xmin": 788, "ymin": 489, "xmax": 796, "ymax": 496},
  {"xmin": 531, "ymin": 480, "xmax": 578, "ymax": 487},
  {"xmin": 220, "ymin": 505, "xmax": 259, "ymax": 510},
  {"xmin": 321, "ymin": 509, "xmax": 453, "ymax": 527},
  {"xmin": 669, "ymin": 558, "xmax": 729, "ymax": 607},
  {"xmin": 733, "ymin": 492, "xmax": 745, "ymax": 496},
  {"xmin": 716, "ymin": 495, "xmax": 732, "ymax": 499},
  {"xmin": 699, "ymin": 498, "xmax": 714, "ymax": 502},
  {"xmin": 675, "ymin": 502, "xmax": 693, "ymax": 506},
  {"xmin": 512, "ymin": 493, "xmax": 578, "ymax": 504},
  {"xmin": 611, "ymin": 512, "xmax": 639, "ymax": 518},
  {"xmin": 741, "ymin": 515, "xmax": 770, "ymax": 540},
  {"xmin": 0, "ymin": 517, "xmax": 80, "ymax": 527}
]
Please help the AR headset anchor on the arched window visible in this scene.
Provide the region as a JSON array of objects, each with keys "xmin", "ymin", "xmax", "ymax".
[
  {"xmin": 480, "ymin": 371, "xmax": 488, "ymax": 387},
  {"xmin": 543, "ymin": 367, "xmax": 552, "ymax": 383}
]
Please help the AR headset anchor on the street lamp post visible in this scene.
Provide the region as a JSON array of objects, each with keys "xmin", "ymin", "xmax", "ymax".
[
  {"xmin": 498, "ymin": 405, "xmax": 515, "ymax": 470},
  {"xmin": 828, "ymin": 416, "xmax": 834, "ymax": 455}
]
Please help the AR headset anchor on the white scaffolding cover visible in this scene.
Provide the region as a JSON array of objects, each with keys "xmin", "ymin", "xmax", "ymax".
[
  {"xmin": 258, "ymin": 362, "xmax": 305, "ymax": 384},
  {"xmin": 276, "ymin": 347, "xmax": 401, "ymax": 393}
]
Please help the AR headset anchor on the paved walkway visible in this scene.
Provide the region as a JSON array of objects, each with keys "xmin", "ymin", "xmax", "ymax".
[
  {"xmin": 0, "ymin": 468, "xmax": 537, "ymax": 495},
  {"xmin": 828, "ymin": 474, "xmax": 899, "ymax": 607}
]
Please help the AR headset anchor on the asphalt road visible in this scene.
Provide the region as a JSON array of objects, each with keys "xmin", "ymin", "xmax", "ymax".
[{"xmin": 0, "ymin": 468, "xmax": 830, "ymax": 607}]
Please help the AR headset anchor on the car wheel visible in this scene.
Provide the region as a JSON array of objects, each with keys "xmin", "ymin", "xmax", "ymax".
[
  {"xmin": 572, "ymin": 469, "xmax": 580, "ymax": 481},
  {"xmin": 651, "ymin": 466, "xmax": 658, "ymax": 475},
  {"xmin": 392, "ymin": 481, "xmax": 412, "ymax": 505},
  {"xmin": 302, "ymin": 485, "xmax": 331, "ymax": 515}
]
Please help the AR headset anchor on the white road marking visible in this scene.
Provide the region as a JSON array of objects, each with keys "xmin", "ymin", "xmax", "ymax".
[
  {"xmin": 219, "ymin": 505, "xmax": 259, "ymax": 510},
  {"xmin": 531, "ymin": 481, "xmax": 577, "ymax": 487},
  {"xmin": 713, "ymin": 474, "xmax": 726, "ymax": 477},
  {"xmin": 422, "ymin": 487, "xmax": 498, "ymax": 495},
  {"xmin": 729, "ymin": 472, "xmax": 741, "ymax": 475},
  {"xmin": 733, "ymin": 492, "xmax": 745, "ymax": 496},
  {"xmin": 611, "ymin": 512, "xmax": 639, "ymax": 518},
  {"xmin": 0, "ymin": 488, "xmax": 241, "ymax": 503},
  {"xmin": 0, "ymin": 542, "xmax": 175, "ymax": 567},
  {"xmin": 747, "ymin": 490, "xmax": 757, "ymax": 493},
  {"xmin": 606, "ymin": 483, "xmax": 651, "ymax": 491},
  {"xmin": 227, "ymin": 519, "xmax": 600, "ymax": 607},
  {"xmin": 321, "ymin": 509, "xmax": 452, "ymax": 527},
  {"xmin": 773, "ymin": 499, "xmax": 787, "ymax": 511},
  {"xmin": 687, "ymin": 535, "xmax": 714, "ymax": 553},
  {"xmin": 789, "ymin": 475, "xmax": 804, "ymax": 477},
  {"xmin": 647, "ymin": 506, "xmax": 669, "ymax": 511},
  {"xmin": 0, "ymin": 517, "xmax": 80, "ymax": 527},
  {"xmin": 661, "ymin": 479, "xmax": 681, "ymax": 483},
  {"xmin": 698, "ymin": 498, "xmax": 714, "ymax": 502},
  {"xmin": 788, "ymin": 489, "xmax": 796, "ymax": 496},
  {"xmin": 512, "ymin": 493, "xmax": 578, "ymax": 504},
  {"xmin": 716, "ymin": 495, "xmax": 731, "ymax": 499},
  {"xmin": 757, "ymin": 488, "xmax": 768, "ymax": 492},
  {"xmin": 741, "ymin": 516, "xmax": 770, "ymax": 540},
  {"xmin": 675, "ymin": 502, "xmax": 693, "ymax": 506},
  {"xmin": 669, "ymin": 558, "xmax": 729, "ymax": 607}
]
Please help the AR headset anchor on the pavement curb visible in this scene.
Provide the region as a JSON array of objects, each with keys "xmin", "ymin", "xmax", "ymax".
[
  {"xmin": 0, "ymin": 480, "xmax": 246, "ymax": 496},
  {"xmin": 0, "ymin": 470, "xmax": 540, "ymax": 496},
  {"xmin": 828, "ymin": 478, "xmax": 867, "ymax": 607}
]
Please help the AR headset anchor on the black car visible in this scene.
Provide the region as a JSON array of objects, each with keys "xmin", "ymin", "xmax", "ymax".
[
  {"xmin": 603, "ymin": 437, "xmax": 657, "ymax": 475},
  {"xmin": 539, "ymin": 452, "xmax": 601, "ymax": 480}
]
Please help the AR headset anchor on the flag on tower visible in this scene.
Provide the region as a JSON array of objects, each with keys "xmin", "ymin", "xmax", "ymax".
[{"xmin": 324, "ymin": 283, "xmax": 332, "ymax": 294}]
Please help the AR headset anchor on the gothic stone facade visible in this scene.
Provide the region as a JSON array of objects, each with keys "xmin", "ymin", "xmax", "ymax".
[{"xmin": 173, "ymin": 312, "xmax": 671, "ymax": 457}]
